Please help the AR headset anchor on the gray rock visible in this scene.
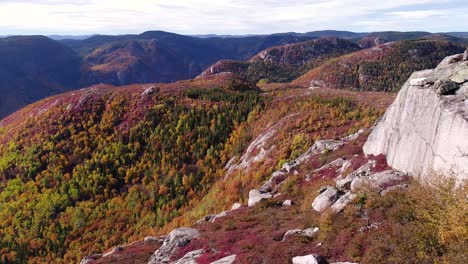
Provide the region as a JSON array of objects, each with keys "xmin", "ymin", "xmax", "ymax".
[
  {"xmin": 144, "ymin": 236, "xmax": 165, "ymax": 244},
  {"xmin": 331, "ymin": 192, "xmax": 357, "ymax": 213},
  {"xmin": 292, "ymin": 255, "xmax": 320, "ymax": 264},
  {"xmin": 282, "ymin": 199, "xmax": 293, "ymax": 206},
  {"xmin": 364, "ymin": 54, "xmax": 468, "ymax": 184},
  {"xmin": 80, "ymin": 254, "xmax": 103, "ymax": 264},
  {"xmin": 172, "ymin": 249, "xmax": 204, "ymax": 264},
  {"xmin": 248, "ymin": 189, "xmax": 272, "ymax": 207},
  {"xmin": 312, "ymin": 187, "xmax": 340, "ymax": 212},
  {"xmin": 141, "ymin": 86, "xmax": 158, "ymax": 96},
  {"xmin": 231, "ymin": 202, "xmax": 242, "ymax": 210},
  {"xmin": 433, "ymin": 79, "xmax": 459, "ymax": 95},
  {"xmin": 350, "ymin": 170, "xmax": 408, "ymax": 193},
  {"xmin": 211, "ymin": 254, "xmax": 237, "ymax": 264},
  {"xmin": 148, "ymin": 227, "xmax": 200, "ymax": 264},
  {"xmin": 282, "ymin": 227, "xmax": 319, "ymax": 241},
  {"xmin": 463, "ymin": 49, "xmax": 468, "ymax": 61}
]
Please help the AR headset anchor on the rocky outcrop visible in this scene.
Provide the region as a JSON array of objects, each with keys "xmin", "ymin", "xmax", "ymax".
[
  {"xmin": 248, "ymin": 189, "xmax": 272, "ymax": 207},
  {"xmin": 172, "ymin": 249, "xmax": 204, "ymax": 264},
  {"xmin": 282, "ymin": 227, "xmax": 319, "ymax": 241},
  {"xmin": 364, "ymin": 50, "xmax": 468, "ymax": 183},
  {"xmin": 148, "ymin": 227, "xmax": 200, "ymax": 264},
  {"xmin": 312, "ymin": 186, "xmax": 340, "ymax": 212},
  {"xmin": 211, "ymin": 254, "xmax": 237, "ymax": 264},
  {"xmin": 292, "ymin": 255, "xmax": 327, "ymax": 264}
]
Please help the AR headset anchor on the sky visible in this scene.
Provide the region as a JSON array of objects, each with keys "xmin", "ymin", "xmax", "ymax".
[{"xmin": 0, "ymin": 0, "xmax": 467, "ymax": 35}]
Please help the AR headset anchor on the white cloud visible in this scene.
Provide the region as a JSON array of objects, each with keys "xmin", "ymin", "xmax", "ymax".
[{"xmin": 0, "ymin": 0, "xmax": 465, "ymax": 35}]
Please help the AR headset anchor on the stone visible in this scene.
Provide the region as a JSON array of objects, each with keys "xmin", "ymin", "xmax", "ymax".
[
  {"xmin": 141, "ymin": 86, "xmax": 158, "ymax": 96},
  {"xmin": 172, "ymin": 249, "xmax": 204, "ymax": 264},
  {"xmin": 350, "ymin": 170, "xmax": 408, "ymax": 193},
  {"xmin": 409, "ymin": 77, "xmax": 428, "ymax": 86},
  {"xmin": 456, "ymin": 82, "xmax": 468, "ymax": 95},
  {"xmin": 231, "ymin": 202, "xmax": 242, "ymax": 210},
  {"xmin": 282, "ymin": 199, "xmax": 293, "ymax": 206},
  {"xmin": 148, "ymin": 227, "xmax": 200, "ymax": 264},
  {"xmin": 335, "ymin": 160, "xmax": 375, "ymax": 190},
  {"xmin": 433, "ymin": 79, "xmax": 459, "ymax": 95},
  {"xmin": 282, "ymin": 227, "xmax": 319, "ymax": 241},
  {"xmin": 312, "ymin": 187, "xmax": 340, "ymax": 212},
  {"xmin": 330, "ymin": 192, "xmax": 356, "ymax": 213},
  {"xmin": 381, "ymin": 184, "xmax": 409, "ymax": 196},
  {"xmin": 302, "ymin": 227, "xmax": 320, "ymax": 237},
  {"xmin": 248, "ymin": 189, "xmax": 272, "ymax": 207},
  {"xmin": 292, "ymin": 255, "xmax": 321, "ymax": 264},
  {"xmin": 80, "ymin": 254, "xmax": 103, "ymax": 264},
  {"xmin": 144, "ymin": 236, "xmax": 165, "ymax": 244},
  {"xmin": 364, "ymin": 54, "xmax": 468, "ymax": 183},
  {"xmin": 463, "ymin": 49, "xmax": 468, "ymax": 61},
  {"xmin": 449, "ymin": 68, "xmax": 468, "ymax": 84},
  {"xmin": 211, "ymin": 254, "xmax": 237, "ymax": 264}
]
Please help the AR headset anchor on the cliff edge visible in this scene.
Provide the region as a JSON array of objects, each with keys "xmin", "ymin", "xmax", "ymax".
[{"xmin": 364, "ymin": 49, "xmax": 468, "ymax": 183}]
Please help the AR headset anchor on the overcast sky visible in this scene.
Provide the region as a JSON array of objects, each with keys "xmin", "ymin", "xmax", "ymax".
[{"xmin": 0, "ymin": 0, "xmax": 467, "ymax": 35}]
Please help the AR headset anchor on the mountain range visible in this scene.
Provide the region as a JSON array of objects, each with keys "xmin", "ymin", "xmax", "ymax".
[
  {"xmin": 0, "ymin": 30, "xmax": 467, "ymax": 119},
  {"xmin": 0, "ymin": 28, "xmax": 467, "ymax": 264}
]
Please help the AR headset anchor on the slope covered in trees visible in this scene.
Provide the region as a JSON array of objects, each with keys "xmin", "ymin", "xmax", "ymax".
[
  {"xmin": 198, "ymin": 37, "xmax": 361, "ymax": 84},
  {"xmin": 293, "ymin": 39, "xmax": 466, "ymax": 92},
  {"xmin": 0, "ymin": 79, "xmax": 262, "ymax": 263}
]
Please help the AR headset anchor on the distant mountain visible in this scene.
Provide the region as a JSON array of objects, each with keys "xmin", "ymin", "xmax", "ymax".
[
  {"xmin": 0, "ymin": 36, "xmax": 82, "ymax": 118},
  {"xmin": 198, "ymin": 37, "xmax": 361, "ymax": 83},
  {"xmin": 75, "ymin": 31, "xmax": 317, "ymax": 85},
  {"xmin": 293, "ymin": 39, "xmax": 465, "ymax": 92},
  {"xmin": 0, "ymin": 32, "xmax": 315, "ymax": 119}
]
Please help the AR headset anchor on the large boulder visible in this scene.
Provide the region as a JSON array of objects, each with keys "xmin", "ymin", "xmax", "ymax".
[
  {"xmin": 172, "ymin": 249, "xmax": 204, "ymax": 264},
  {"xmin": 363, "ymin": 52, "xmax": 468, "ymax": 183},
  {"xmin": 312, "ymin": 186, "xmax": 340, "ymax": 212},
  {"xmin": 211, "ymin": 254, "xmax": 237, "ymax": 264},
  {"xmin": 148, "ymin": 227, "xmax": 200, "ymax": 264},
  {"xmin": 248, "ymin": 189, "xmax": 272, "ymax": 206},
  {"xmin": 292, "ymin": 255, "xmax": 327, "ymax": 264}
]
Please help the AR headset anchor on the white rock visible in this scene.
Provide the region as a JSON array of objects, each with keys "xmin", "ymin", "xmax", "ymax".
[
  {"xmin": 148, "ymin": 227, "xmax": 200, "ymax": 264},
  {"xmin": 248, "ymin": 189, "xmax": 272, "ymax": 207},
  {"xmin": 364, "ymin": 57, "xmax": 468, "ymax": 183},
  {"xmin": 172, "ymin": 249, "xmax": 204, "ymax": 264},
  {"xmin": 312, "ymin": 187, "xmax": 339, "ymax": 212},
  {"xmin": 282, "ymin": 199, "xmax": 293, "ymax": 206},
  {"xmin": 231, "ymin": 202, "xmax": 242, "ymax": 210},
  {"xmin": 292, "ymin": 255, "xmax": 319, "ymax": 264},
  {"xmin": 302, "ymin": 227, "xmax": 320, "ymax": 237},
  {"xmin": 331, "ymin": 192, "xmax": 357, "ymax": 213},
  {"xmin": 409, "ymin": 77, "xmax": 428, "ymax": 86},
  {"xmin": 211, "ymin": 254, "xmax": 237, "ymax": 264}
]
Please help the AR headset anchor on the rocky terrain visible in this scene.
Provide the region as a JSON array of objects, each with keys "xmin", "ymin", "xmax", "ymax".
[
  {"xmin": 76, "ymin": 51, "xmax": 467, "ymax": 264},
  {"xmin": 0, "ymin": 33, "xmax": 467, "ymax": 264},
  {"xmin": 364, "ymin": 50, "xmax": 468, "ymax": 183}
]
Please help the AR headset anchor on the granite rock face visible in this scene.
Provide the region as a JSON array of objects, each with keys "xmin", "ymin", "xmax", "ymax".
[
  {"xmin": 364, "ymin": 50, "xmax": 468, "ymax": 183},
  {"xmin": 148, "ymin": 227, "xmax": 200, "ymax": 264}
]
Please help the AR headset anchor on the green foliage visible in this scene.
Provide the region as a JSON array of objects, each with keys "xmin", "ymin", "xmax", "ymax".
[{"xmin": 0, "ymin": 87, "xmax": 262, "ymax": 263}]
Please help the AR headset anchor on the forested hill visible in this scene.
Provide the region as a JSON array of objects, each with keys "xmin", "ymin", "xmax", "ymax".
[{"xmin": 0, "ymin": 78, "xmax": 262, "ymax": 263}]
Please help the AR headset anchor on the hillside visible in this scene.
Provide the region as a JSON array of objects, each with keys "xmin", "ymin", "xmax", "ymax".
[
  {"xmin": 0, "ymin": 36, "xmax": 82, "ymax": 119},
  {"xmin": 293, "ymin": 39, "xmax": 465, "ymax": 92},
  {"xmin": 0, "ymin": 32, "xmax": 315, "ymax": 119},
  {"xmin": 0, "ymin": 73, "xmax": 397, "ymax": 263},
  {"xmin": 198, "ymin": 37, "xmax": 361, "ymax": 83}
]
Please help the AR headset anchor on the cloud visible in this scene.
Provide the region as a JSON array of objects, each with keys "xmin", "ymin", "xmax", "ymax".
[{"xmin": 0, "ymin": 0, "xmax": 465, "ymax": 35}]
